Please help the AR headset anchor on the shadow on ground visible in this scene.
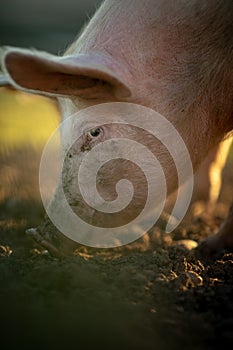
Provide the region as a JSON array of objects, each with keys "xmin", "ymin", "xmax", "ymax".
[{"xmin": 0, "ymin": 147, "xmax": 233, "ymax": 350}]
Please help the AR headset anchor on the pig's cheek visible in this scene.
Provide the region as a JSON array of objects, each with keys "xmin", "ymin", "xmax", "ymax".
[
  {"xmin": 60, "ymin": 153, "xmax": 95, "ymax": 219},
  {"xmin": 61, "ymin": 154, "xmax": 81, "ymax": 196},
  {"xmin": 90, "ymin": 160, "xmax": 148, "ymax": 228}
]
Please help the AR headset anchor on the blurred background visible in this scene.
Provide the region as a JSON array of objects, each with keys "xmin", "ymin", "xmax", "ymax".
[{"xmin": 0, "ymin": 0, "xmax": 102, "ymax": 53}]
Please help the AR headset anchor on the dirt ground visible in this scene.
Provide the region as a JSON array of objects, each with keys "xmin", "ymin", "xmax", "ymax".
[{"xmin": 0, "ymin": 147, "xmax": 233, "ymax": 350}]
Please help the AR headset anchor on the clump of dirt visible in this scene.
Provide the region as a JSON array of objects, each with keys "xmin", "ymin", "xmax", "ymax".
[{"xmin": 0, "ymin": 148, "xmax": 233, "ymax": 350}]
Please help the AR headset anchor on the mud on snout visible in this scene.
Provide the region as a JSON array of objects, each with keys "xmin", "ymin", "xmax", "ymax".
[{"xmin": 26, "ymin": 215, "xmax": 79, "ymax": 258}]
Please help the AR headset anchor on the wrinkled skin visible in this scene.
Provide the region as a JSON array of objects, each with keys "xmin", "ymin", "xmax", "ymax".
[{"xmin": 1, "ymin": 0, "xmax": 233, "ymax": 255}]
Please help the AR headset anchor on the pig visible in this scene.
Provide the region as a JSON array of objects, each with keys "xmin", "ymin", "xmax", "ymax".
[{"xmin": 0, "ymin": 0, "xmax": 233, "ymax": 256}]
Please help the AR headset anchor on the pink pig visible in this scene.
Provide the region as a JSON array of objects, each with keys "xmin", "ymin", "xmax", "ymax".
[{"xmin": 1, "ymin": 0, "xmax": 233, "ymax": 255}]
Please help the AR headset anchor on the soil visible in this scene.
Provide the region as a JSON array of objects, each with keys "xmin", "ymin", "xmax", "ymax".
[{"xmin": 0, "ymin": 147, "xmax": 233, "ymax": 350}]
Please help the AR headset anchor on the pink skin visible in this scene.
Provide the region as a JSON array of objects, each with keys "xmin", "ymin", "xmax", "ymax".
[
  {"xmin": 1, "ymin": 0, "xmax": 233, "ymax": 255},
  {"xmin": 64, "ymin": 121, "xmax": 176, "ymax": 227},
  {"xmin": 63, "ymin": 124, "xmax": 150, "ymax": 228}
]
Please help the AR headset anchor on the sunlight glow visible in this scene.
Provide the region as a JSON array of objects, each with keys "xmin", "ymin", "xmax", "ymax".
[{"xmin": 0, "ymin": 89, "xmax": 60, "ymax": 152}]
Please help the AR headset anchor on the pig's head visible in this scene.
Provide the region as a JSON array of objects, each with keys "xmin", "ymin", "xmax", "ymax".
[
  {"xmin": 1, "ymin": 0, "xmax": 233, "ymax": 254},
  {"xmin": 1, "ymin": 48, "xmax": 153, "ymax": 254},
  {"xmin": 0, "ymin": 48, "xmax": 185, "ymax": 254}
]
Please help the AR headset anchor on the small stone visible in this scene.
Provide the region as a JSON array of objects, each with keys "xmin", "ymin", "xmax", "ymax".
[
  {"xmin": 175, "ymin": 271, "xmax": 203, "ymax": 290},
  {"xmin": 173, "ymin": 239, "xmax": 198, "ymax": 250},
  {"xmin": 0, "ymin": 245, "xmax": 12, "ymax": 257}
]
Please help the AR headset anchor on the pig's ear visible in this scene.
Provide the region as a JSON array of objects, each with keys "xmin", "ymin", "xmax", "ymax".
[
  {"xmin": 1, "ymin": 48, "xmax": 132, "ymax": 99},
  {"xmin": 0, "ymin": 73, "xmax": 12, "ymax": 87}
]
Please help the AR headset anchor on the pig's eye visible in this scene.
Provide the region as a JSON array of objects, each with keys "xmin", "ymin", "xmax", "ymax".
[{"xmin": 88, "ymin": 127, "xmax": 102, "ymax": 138}]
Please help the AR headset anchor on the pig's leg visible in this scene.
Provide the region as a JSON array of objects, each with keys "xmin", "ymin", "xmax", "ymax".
[
  {"xmin": 199, "ymin": 203, "xmax": 233, "ymax": 256},
  {"xmin": 192, "ymin": 137, "xmax": 232, "ymax": 209},
  {"xmin": 196, "ymin": 137, "xmax": 232, "ymax": 257},
  {"xmin": 165, "ymin": 138, "xmax": 232, "ymax": 221}
]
